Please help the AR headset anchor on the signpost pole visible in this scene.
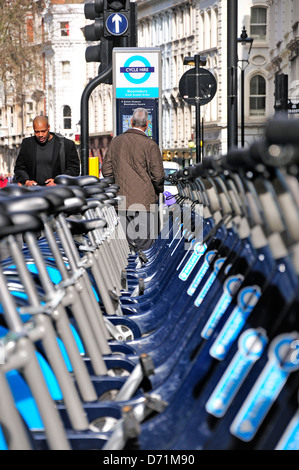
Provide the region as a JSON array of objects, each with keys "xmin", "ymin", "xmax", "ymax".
[
  {"xmin": 180, "ymin": 55, "xmax": 216, "ymax": 166},
  {"xmin": 195, "ymin": 55, "xmax": 201, "ymax": 164}
]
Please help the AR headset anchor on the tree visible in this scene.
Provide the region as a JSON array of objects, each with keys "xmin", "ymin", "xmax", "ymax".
[{"xmin": 0, "ymin": 0, "xmax": 45, "ymax": 133}]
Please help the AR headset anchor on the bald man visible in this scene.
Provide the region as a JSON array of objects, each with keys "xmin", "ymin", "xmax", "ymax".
[{"xmin": 14, "ymin": 115, "xmax": 80, "ymax": 186}]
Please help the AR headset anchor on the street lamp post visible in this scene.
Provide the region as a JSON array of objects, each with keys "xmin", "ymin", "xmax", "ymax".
[{"xmin": 237, "ymin": 26, "xmax": 253, "ymax": 147}]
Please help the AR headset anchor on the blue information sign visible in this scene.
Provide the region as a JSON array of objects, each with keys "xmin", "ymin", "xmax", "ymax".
[
  {"xmin": 106, "ymin": 13, "xmax": 128, "ymax": 36},
  {"xmin": 113, "ymin": 48, "xmax": 162, "ymax": 146}
]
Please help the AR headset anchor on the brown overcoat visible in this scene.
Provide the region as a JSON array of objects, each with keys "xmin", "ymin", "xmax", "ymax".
[{"xmin": 102, "ymin": 128, "xmax": 165, "ymax": 211}]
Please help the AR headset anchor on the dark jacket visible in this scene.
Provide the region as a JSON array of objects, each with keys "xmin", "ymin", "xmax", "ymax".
[
  {"xmin": 14, "ymin": 133, "xmax": 80, "ymax": 185},
  {"xmin": 102, "ymin": 128, "xmax": 165, "ymax": 211}
]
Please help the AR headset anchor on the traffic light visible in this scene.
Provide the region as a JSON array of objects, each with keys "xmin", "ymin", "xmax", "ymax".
[
  {"xmin": 98, "ymin": 39, "xmax": 113, "ymax": 82},
  {"xmin": 104, "ymin": 1, "xmax": 129, "ymax": 38},
  {"xmin": 103, "ymin": 1, "xmax": 137, "ymax": 46},
  {"xmin": 84, "ymin": 0, "xmax": 105, "ymax": 43},
  {"xmin": 84, "ymin": 0, "xmax": 113, "ymax": 83},
  {"xmin": 83, "ymin": 0, "xmax": 137, "ymax": 81},
  {"xmin": 84, "ymin": 0, "xmax": 135, "ymax": 43},
  {"xmin": 84, "ymin": 0, "xmax": 105, "ymax": 62}
]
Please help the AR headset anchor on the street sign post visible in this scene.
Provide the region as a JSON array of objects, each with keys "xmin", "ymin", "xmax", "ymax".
[
  {"xmin": 81, "ymin": 0, "xmax": 137, "ymax": 175},
  {"xmin": 179, "ymin": 68, "xmax": 217, "ymax": 106},
  {"xmin": 180, "ymin": 58, "xmax": 217, "ymax": 164}
]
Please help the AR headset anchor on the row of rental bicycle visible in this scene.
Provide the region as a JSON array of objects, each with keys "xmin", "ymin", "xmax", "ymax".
[{"xmin": 0, "ymin": 116, "xmax": 299, "ymax": 450}]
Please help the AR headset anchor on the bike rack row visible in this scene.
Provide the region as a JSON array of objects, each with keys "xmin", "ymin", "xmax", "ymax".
[{"xmin": 0, "ymin": 116, "xmax": 299, "ymax": 450}]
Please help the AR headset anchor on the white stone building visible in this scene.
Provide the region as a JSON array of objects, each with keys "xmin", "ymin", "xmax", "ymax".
[
  {"xmin": 42, "ymin": 0, "xmax": 87, "ymax": 140},
  {"xmin": 0, "ymin": 0, "xmax": 299, "ymax": 173},
  {"xmin": 136, "ymin": 0, "xmax": 299, "ymax": 160},
  {"xmin": 0, "ymin": 0, "xmax": 89, "ymax": 173}
]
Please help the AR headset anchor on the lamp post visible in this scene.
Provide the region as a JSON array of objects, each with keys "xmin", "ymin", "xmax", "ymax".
[{"xmin": 237, "ymin": 26, "xmax": 253, "ymax": 147}]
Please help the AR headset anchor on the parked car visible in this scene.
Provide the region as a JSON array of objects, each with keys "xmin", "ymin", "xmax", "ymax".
[{"xmin": 163, "ymin": 161, "xmax": 180, "ymax": 205}]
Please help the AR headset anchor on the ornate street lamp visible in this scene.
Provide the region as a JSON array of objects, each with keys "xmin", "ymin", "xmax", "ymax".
[{"xmin": 237, "ymin": 26, "xmax": 254, "ymax": 147}]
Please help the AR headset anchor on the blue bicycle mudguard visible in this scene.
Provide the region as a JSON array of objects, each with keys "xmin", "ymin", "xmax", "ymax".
[
  {"xmin": 55, "ymin": 337, "xmax": 72, "ymax": 372},
  {"xmin": 5, "ymin": 260, "xmax": 99, "ymax": 308},
  {"xmin": 26, "ymin": 261, "xmax": 100, "ymax": 302},
  {"xmin": 6, "ymin": 370, "xmax": 44, "ymax": 430},
  {"xmin": 0, "ymin": 298, "xmax": 83, "ymax": 374},
  {"xmin": 2, "ymin": 262, "xmax": 62, "ymax": 285},
  {"xmin": 26, "ymin": 263, "xmax": 63, "ymax": 284},
  {"xmin": 5, "ymin": 280, "xmax": 86, "ymax": 358},
  {"xmin": 0, "ymin": 326, "xmax": 63, "ymax": 403},
  {"xmin": 69, "ymin": 323, "xmax": 85, "ymax": 355},
  {"xmin": 0, "ymin": 426, "xmax": 8, "ymax": 450},
  {"xmin": 36, "ymin": 353, "xmax": 63, "ymax": 400}
]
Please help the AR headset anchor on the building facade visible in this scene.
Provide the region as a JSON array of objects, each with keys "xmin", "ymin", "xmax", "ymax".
[
  {"xmin": 0, "ymin": 0, "xmax": 89, "ymax": 174},
  {"xmin": 43, "ymin": 0, "xmax": 113, "ymax": 165},
  {"xmin": 0, "ymin": 3, "xmax": 45, "ymax": 174},
  {"xmin": 0, "ymin": 1, "xmax": 298, "ymax": 174},
  {"xmin": 42, "ymin": 0, "xmax": 86, "ymax": 141},
  {"xmin": 136, "ymin": 0, "xmax": 299, "ymax": 162}
]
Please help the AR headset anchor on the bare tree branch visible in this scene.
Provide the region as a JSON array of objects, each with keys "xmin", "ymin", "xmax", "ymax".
[{"xmin": 0, "ymin": 0, "xmax": 45, "ymax": 99}]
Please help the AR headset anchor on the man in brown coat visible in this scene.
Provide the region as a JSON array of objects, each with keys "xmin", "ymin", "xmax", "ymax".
[{"xmin": 102, "ymin": 108, "xmax": 165, "ymax": 252}]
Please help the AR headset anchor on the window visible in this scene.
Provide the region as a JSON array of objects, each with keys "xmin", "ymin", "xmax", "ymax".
[
  {"xmin": 172, "ymin": 11, "xmax": 177, "ymax": 39},
  {"xmin": 178, "ymin": 9, "xmax": 183, "ymax": 38},
  {"xmin": 250, "ymin": 7, "xmax": 267, "ymax": 41},
  {"xmin": 165, "ymin": 58, "xmax": 170, "ymax": 89},
  {"xmin": 206, "ymin": 144, "xmax": 212, "ymax": 156},
  {"xmin": 184, "ymin": 6, "xmax": 191, "ymax": 37},
  {"xmin": 250, "ymin": 75, "xmax": 266, "ymax": 116},
  {"xmin": 206, "ymin": 9, "xmax": 211, "ymax": 50},
  {"xmin": 61, "ymin": 61, "xmax": 71, "ymax": 80},
  {"xmin": 63, "ymin": 105, "xmax": 72, "ymax": 129},
  {"xmin": 27, "ymin": 16, "xmax": 34, "ymax": 43},
  {"xmin": 164, "ymin": 15, "xmax": 169, "ymax": 42},
  {"xmin": 211, "ymin": 8, "xmax": 218, "ymax": 48},
  {"xmin": 213, "ymin": 143, "xmax": 219, "ymax": 155},
  {"xmin": 60, "ymin": 22, "xmax": 69, "ymax": 37},
  {"xmin": 173, "ymin": 56, "xmax": 178, "ymax": 88}
]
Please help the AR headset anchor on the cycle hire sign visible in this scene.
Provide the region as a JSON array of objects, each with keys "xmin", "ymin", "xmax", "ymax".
[{"xmin": 114, "ymin": 48, "xmax": 161, "ymax": 99}]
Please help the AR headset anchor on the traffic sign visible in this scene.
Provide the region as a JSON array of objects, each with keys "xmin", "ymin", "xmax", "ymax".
[
  {"xmin": 106, "ymin": 12, "xmax": 128, "ymax": 36},
  {"xmin": 179, "ymin": 67, "xmax": 217, "ymax": 106}
]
